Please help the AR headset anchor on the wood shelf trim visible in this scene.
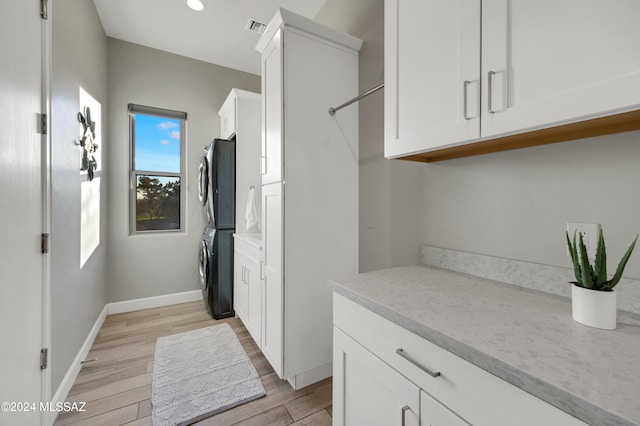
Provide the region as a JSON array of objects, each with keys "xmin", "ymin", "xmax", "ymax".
[{"xmin": 397, "ymin": 110, "xmax": 640, "ymax": 163}]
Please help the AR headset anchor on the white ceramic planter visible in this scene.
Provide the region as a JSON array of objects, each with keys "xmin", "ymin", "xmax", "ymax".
[{"xmin": 571, "ymin": 284, "xmax": 617, "ymax": 330}]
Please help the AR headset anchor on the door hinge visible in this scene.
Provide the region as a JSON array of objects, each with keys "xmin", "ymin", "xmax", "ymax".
[
  {"xmin": 41, "ymin": 233, "xmax": 50, "ymax": 254},
  {"xmin": 39, "ymin": 113, "xmax": 48, "ymax": 134},
  {"xmin": 40, "ymin": 348, "xmax": 48, "ymax": 370},
  {"xmin": 40, "ymin": 0, "xmax": 48, "ymax": 19}
]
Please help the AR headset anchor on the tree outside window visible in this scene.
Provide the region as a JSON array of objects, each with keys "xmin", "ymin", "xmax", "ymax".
[{"xmin": 129, "ymin": 104, "xmax": 186, "ymax": 233}]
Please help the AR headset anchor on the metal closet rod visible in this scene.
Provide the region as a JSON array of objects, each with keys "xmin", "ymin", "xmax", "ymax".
[{"xmin": 328, "ymin": 83, "xmax": 384, "ymax": 116}]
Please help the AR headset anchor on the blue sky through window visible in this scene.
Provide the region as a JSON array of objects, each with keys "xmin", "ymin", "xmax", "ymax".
[{"xmin": 134, "ymin": 114, "xmax": 181, "ymax": 172}]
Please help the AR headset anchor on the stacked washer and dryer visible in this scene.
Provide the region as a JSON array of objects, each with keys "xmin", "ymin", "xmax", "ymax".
[{"xmin": 198, "ymin": 138, "xmax": 236, "ymax": 319}]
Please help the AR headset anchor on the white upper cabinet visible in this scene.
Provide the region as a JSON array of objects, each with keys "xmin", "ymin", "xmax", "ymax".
[
  {"xmin": 218, "ymin": 94, "xmax": 236, "ymax": 139},
  {"xmin": 385, "ymin": 0, "xmax": 481, "ymax": 158},
  {"xmin": 260, "ymin": 30, "xmax": 283, "ymax": 185},
  {"xmin": 482, "ymin": 0, "xmax": 640, "ymax": 138},
  {"xmin": 386, "ymin": 0, "xmax": 640, "ymax": 159}
]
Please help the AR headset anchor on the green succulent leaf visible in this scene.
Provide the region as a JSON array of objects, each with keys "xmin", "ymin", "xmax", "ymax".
[
  {"xmin": 594, "ymin": 229, "xmax": 607, "ymax": 288},
  {"xmin": 566, "ymin": 231, "xmax": 582, "ymax": 283},
  {"xmin": 578, "ymin": 233, "xmax": 595, "ymax": 289},
  {"xmin": 604, "ymin": 234, "xmax": 638, "ymax": 291}
]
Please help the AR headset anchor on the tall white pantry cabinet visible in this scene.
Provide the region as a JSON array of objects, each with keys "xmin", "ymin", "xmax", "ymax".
[{"xmin": 255, "ymin": 8, "xmax": 362, "ymax": 389}]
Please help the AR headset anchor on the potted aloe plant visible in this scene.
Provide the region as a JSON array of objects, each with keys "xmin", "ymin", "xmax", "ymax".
[{"xmin": 566, "ymin": 230, "xmax": 637, "ymax": 329}]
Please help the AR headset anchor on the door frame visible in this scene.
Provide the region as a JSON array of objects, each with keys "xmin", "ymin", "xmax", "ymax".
[{"xmin": 41, "ymin": 1, "xmax": 53, "ymax": 424}]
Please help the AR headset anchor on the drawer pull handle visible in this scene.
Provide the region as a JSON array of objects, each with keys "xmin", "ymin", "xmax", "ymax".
[
  {"xmin": 401, "ymin": 405, "xmax": 410, "ymax": 426},
  {"xmin": 396, "ymin": 348, "xmax": 441, "ymax": 378}
]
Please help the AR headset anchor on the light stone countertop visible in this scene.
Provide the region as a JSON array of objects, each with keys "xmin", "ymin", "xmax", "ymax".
[{"xmin": 328, "ymin": 265, "xmax": 640, "ymax": 426}]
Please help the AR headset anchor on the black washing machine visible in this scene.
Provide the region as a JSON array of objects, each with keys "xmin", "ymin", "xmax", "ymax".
[{"xmin": 199, "ymin": 227, "xmax": 234, "ymax": 319}]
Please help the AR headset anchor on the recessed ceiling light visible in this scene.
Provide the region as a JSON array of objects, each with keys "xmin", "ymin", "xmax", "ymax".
[{"xmin": 186, "ymin": 0, "xmax": 204, "ymax": 12}]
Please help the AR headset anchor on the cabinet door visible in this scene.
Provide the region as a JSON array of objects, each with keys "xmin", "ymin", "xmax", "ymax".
[
  {"xmin": 385, "ymin": 0, "xmax": 481, "ymax": 158},
  {"xmin": 219, "ymin": 94, "xmax": 236, "ymax": 139},
  {"xmin": 482, "ymin": 0, "xmax": 640, "ymax": 137},
  {"xmin": 261, "ymin": 30, "xmax": 283, "ymax": 184},
  {"xmin": 245, "ymin": 253, "xmax": 262, "ymax": 348},
  {"xmin": 333, "ymin": 328, "xmax": 420, "ymax": 426},
  {"xmin": 421, "ymin": 391, "xmax": 468, "ymax": 426},
  {"xmin": 261, "ymin": 182, "xmax": 283, "ymax": 376},
  {"xmin": 233, "ymin": 250, "xmax": 249, "ymax": 323}
]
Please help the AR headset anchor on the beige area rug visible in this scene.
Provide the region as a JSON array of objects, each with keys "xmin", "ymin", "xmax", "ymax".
[{"xmin": 152, "ymin": 323, "xmax": 266, "ymax": 426}]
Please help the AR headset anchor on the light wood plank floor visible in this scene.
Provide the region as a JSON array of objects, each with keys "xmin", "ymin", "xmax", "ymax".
[{"xmin": 54, "ymin": 301, "xmax": 332, "ymax": 426}]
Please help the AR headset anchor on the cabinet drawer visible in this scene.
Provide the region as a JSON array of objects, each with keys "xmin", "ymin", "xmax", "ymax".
[{"xmin": 333, "ymin": 294, "xmax": 586, "ymax": 426}]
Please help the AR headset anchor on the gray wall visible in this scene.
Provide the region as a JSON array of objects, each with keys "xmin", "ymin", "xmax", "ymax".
[
  {"xmin": 51, "ymin": 0, "xmax": 109, "ymax": 391},
  {"xmin": 315, "ymin": 0, "xmax": 425, "ymax": 273},
  {"xmin": 422, "ymin": 131, "xmax": 640, "ymax": 279},
  {"xmin": 106, "ymin": 39, "xmax": 261, "ymax": 302}
]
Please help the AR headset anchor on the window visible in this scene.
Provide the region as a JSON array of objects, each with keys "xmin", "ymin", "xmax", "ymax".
[{"xmin": 129, "ymin": 104, "xmax": 186, "ymax": 233}]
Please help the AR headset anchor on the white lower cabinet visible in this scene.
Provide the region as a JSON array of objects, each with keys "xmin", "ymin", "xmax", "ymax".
[
  {"xmin": 421, "ymin": 391, "xmax": 467, "ymax": 426},
  {"xmin": 333, "ymin": 293, "xmax": 588, "ymax": 426},
  {"xmin": 261, "ymin": 182, "xmax": 283, "ymax": 377},
  {"xmin": 333, "ymin": 328, "xmax": 419, "ymax": 426},
  {"xmin": 233, "ymin": 236, "xmax": 262, "ymax": 347}
]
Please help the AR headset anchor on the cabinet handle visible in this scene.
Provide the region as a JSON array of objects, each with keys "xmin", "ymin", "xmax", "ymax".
[
  {"xmin": 244, "ymin": 267, "xmax": 249, "ymax": 284},
  {"xmin": 401, "ymin": 405, "xmax": 410, "ymax": 426},
  {"xmin": 463, "ymin": 80, "xmax": 471, "ymax": 120},
  {"xmin": 260, "ymin": 155, "xmax": 267, "ymax": 175},
  {"xmin": 396, "ymin": 348, "xmax": 441, "ymax": 378},
  {"xmin": 241, "ymin": 266, "xmax": 246, "ymax": 284},
  {"xmin": 487, "ymin": 70, "xmax": 497, "ymax": 114}
]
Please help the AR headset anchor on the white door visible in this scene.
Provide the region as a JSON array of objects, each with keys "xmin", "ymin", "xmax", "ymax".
[
  {"xmin": 0, "ymin": 1, "xmax": 49, "ymax": 425},
  {"xmin": 421, "ymin": 391, "xmax": 468, "ymax": 426},
  {"xmin": 482, "ymin": 0, "xmax": 640, "ymax": 137},
  {"xmin": 384, "ymin": 0, "xmax": 481, "ymax": 158},
  {"xmin": 261, "ymin": 182, "xmax": 283, "ymax": 377},
  {"xmin": 333, "ymin": 328, "xmax": 420, "ymax": 426},
  {"xmin": 260, "ymin": 30, "xmax": 283, "ymax": 184}
]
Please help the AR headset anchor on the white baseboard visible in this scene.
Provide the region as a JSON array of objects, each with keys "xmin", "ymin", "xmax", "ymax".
[
  {"xmin": 107, "ymin": 290, "xmax": 203, "ymax": 315},
  {"xmin": 287, "ymin": 362, "xmax": 333, "ymax": 390},
  {"xmin": 49, "ymin": 290, "xmax": 203, "ymax": 424},
  {"xmin": 49, "ymin": 304, "xmax": 108, "ymax": 425}
]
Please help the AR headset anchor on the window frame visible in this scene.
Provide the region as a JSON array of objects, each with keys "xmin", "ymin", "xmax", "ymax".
[{"xmin": 128, "ymin": 103, "xmax": 187, "ymax": 235}]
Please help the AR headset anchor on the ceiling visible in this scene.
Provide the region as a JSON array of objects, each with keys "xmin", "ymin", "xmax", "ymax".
[{"xmin": 93, "ymin": 0, "xmax": 327, "ymax": 75}]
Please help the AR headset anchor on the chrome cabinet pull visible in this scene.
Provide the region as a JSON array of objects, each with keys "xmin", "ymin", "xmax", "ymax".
[
  {"xmin": 401, "ymin": 405, "xmax": 410, "ymax": 426},
  {"xmin": 260, "ymin": 155, "xmax": 267, "ymax": 175},
  {"xmin": 463, "ymin": 80, "xmax": 471, "ymax": 120},
  {"xmin": 487, "ymin": 70, "xmax": 497, "ymax": 114},
  {"xmin": 244, "ymin": 267, "xmax": 249, "ymax": 284},
  {"xmin": 396, "ymin": 348, "xmax": 441, "ymax": 378}
]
